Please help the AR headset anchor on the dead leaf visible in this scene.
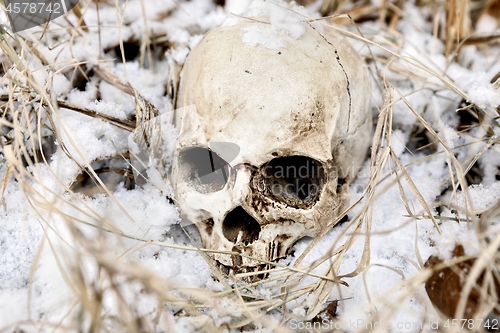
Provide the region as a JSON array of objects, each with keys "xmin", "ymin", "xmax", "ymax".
[
  {"xmin": 312, "ymin": 300, "xmax": 338, "ymax": 324},
  {"xmin": 425, "ymin": 245, "xmax": 500, "ymax": 319}
]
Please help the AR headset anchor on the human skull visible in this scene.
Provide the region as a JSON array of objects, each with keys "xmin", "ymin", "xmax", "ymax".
[{"xmin": 170, "ymin": 17, "xmax": 372, "ymax": 276}]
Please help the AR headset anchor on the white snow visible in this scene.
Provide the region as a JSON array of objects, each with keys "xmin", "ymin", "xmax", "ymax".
[
  {"xmin": 238, "ymin": 0, "xmax": 313, "ymax": 50},
  {"xmin": 476, "ymin": 14, "xmax": 498, "ymax": 34}
]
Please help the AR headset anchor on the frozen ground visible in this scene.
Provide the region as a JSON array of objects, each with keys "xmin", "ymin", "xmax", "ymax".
[{"xmin": 0, "ymin": 0, "xmax": 499, "ymax": 332}]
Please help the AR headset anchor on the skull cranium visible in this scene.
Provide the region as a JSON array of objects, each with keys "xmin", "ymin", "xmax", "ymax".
[{"xmin": 170, "ymin": 16, "xmax": 372, "ymax": 276}]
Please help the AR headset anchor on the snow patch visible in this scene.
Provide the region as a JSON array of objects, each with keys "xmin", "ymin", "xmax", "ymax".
[{"xmin": 235, "ymin": 0, "xmax": 311, "ymax": 50}]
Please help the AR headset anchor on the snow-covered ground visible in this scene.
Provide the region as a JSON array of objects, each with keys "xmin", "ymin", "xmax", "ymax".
[{"xmin": 1, "ymin": 0, "xmax": 499, "ymax": 332}]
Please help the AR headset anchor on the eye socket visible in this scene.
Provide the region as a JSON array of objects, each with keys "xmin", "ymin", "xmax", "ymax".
[
  {"xmin": 178, "ymin": 146, "xmax": 231, "ymax": 193},
  {"xmin": 251, "ymin": 155, "xmax": 325, "ymax": 209}
]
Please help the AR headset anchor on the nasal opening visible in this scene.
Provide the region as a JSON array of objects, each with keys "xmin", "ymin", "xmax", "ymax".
[{"xmin": 222, "ymin": 207, "xmax": 261, "ymax": 246}]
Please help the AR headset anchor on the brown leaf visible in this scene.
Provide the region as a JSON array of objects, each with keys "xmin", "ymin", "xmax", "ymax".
[
  {"xmin": 312, "ymin": 300, "xmax": 338, "ymax": 324},
  {"xmin": 485, "ymin": 0, "xmax": 500, "ymax": 18},
  {"xmin": 425, "ymin": 245, "xmax": 500, "ymax": 319}
]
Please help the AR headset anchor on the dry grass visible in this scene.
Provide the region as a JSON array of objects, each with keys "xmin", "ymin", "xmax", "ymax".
[{"xmin": 0, "ymin": 0, "xmax": 499, "ymax": 332}]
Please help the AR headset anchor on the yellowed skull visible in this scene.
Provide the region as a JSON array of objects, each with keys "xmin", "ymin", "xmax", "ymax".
[{"xmin": 170, "ymin": 17, "xmax": 372, "ymax": 275}]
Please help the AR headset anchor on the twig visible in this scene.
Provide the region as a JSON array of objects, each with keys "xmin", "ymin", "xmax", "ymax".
[
  {"xmin": 55, "ymin": 100, "xmax": 136, "ymax": 132},
  {"xmin": 2, "ymin": 95, "xmax": 135, "ymax": 132}
]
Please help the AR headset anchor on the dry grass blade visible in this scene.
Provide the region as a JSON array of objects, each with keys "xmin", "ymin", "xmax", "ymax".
[
  {"xmin": 93, "ymin": 65, "xmax": 135, "ymax": 96},
  {"xmin": 445, "ymin": 0, "xmax": 473, "ymax": 55},
  {"xmin": 390, "ymin": 149, "xmax": 442, "ymax": 233}
]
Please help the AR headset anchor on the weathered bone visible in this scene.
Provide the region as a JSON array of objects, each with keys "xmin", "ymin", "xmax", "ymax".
[{"xmin": 170, "ymin": 12, "xmax": 372, "ymax": 276}]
